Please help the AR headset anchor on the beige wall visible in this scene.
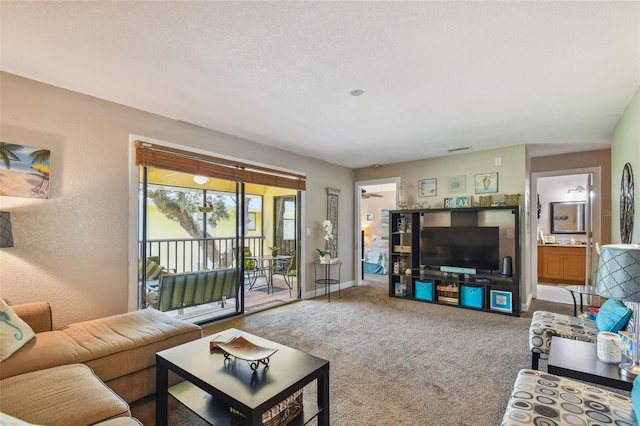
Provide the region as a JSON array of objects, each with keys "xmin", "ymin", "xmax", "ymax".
[
  {"xmin": 356, "ymin": 145, "xmax": 527, "ymax": 209},
  {"xmin": 612, "ymin": 86, "xmax": 640, "ymax": 244},
  {"xmin": 531, "ymin": 149, "xmax": 612, "ymax": 245},
  {"xmin": 0, "ymin": 72, "xmax": 354, "ymax": 326}
]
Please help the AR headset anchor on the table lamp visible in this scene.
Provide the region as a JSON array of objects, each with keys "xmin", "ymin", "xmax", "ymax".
[{"xmin": 595, "ymin": 244, "xmax": 640, "ymax": 377}]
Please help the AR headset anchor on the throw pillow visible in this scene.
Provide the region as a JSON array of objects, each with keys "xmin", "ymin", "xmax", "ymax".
[
  {"xmin": 0, "ymin": 299, "xmax": 35, "ymax": 362},
  {"xmin": 632, "ymin": 375, "xmax": 640, "ymax": 421},
  {"xmin": 596, "ymin": 299, "xmax": 632, "ymax": 333},
  {"xmin": 138, "ymin": 258, "xmax": 164, "ymax": 280}
]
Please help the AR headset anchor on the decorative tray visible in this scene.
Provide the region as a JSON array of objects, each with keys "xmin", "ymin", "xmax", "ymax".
[{"xmin": 217, "ymin": 336, "xmax": 278, "ymax": 370}]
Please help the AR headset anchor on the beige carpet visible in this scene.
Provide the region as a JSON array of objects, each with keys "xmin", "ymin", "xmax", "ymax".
[{"xmin": 140, "ymin": 276, "xmax": 573, "ymax": 425}]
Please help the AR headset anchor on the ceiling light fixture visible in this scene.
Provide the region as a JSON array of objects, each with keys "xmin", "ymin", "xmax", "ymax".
[
  {"xmin": 193, "ymin": 175, "xmax": 209, "ymax": 185},
  {"xmin": 372, "ymin": 164, "xmax": 382, "ymax": 168},
  {"xmin": 350, "ymin": 89, "xmax": 364, "ymax": 96}
]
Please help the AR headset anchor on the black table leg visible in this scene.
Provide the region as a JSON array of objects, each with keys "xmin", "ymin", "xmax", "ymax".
[
  {"xmin": 317, "ymin": 367, "xmax": 330, "ymax": 426},
  {"xmin": 156, "ymin": 357, "xmax": 169, "ymax": 426}
]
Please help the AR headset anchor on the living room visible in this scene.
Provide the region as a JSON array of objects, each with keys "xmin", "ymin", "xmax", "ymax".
[{"xmin": 1, "ymin": 1, "xmax": 640, "ymax": 424}]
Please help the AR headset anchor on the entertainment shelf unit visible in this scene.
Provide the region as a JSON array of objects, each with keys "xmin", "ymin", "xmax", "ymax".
[{"xmin": 389, "ymin": 206, "xmax": 521, "ymax": 317}]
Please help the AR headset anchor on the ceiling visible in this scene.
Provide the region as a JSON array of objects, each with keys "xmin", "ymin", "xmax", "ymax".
[{"xmin": 1, "ymin": 1, "xmax": 638, "ymax": 169}]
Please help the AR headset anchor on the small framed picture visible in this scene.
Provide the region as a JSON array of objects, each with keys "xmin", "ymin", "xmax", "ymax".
[
  {"xmin": 418, "ymin": 178, "xmax": 437, "ymax": 197},
  {"xmin": 490, "ymin": 290, "xmax": 512, "ymax": 313},
  {"xmin": 447, "ymin": 175, "xmax": 466, "ymax": 194},
  {"xmin": 366, "ymin": 213, "xmax": 374, "ymax": 221},
  {"xmin": 475, "ymin": 172, "xmax": 498, "ymax": 194},
  {"xmin": 381, "ymin": 209, "xmax": 389, "ymax": 227}
]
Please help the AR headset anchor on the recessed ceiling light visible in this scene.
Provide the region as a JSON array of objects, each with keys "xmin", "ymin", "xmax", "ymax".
[{"xmin": 350, "ymin": 89, "xmax": 364, "ymax": 96}]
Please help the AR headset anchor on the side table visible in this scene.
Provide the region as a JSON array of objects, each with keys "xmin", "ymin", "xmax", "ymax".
[
  {"xmin": 313, "ymin": 260, "xmax": 342, "ymax": 302},
  {"xmin": 548, "ymin": 336, "xmax": 633, "ymax": 391},
  {"xmin": 560, "ymin": 285, "xmax": 600, "ymax": 316}
]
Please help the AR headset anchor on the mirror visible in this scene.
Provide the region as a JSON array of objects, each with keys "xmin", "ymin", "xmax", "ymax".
[{"xmin": 550, "ymin": 201, "xmax": 586, "ymax": 234}]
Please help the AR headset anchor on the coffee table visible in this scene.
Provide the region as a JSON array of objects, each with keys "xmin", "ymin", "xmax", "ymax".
[
  {"xmin": 547, "ymin": 336, "xmax": 633, "ymax": 391},
  {"xmin": 156, "ymin": 328, "xmax": 330, "ymax": 425}
]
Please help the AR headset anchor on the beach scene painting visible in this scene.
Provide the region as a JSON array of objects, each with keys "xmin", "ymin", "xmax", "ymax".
[{"xmin": 0, "ymin": 142, "xmax": 51, "ymax": 199}]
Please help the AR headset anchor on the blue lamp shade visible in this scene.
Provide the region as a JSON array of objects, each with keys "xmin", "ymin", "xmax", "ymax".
[
  {"xmin": 0, "ymin": 211, "xmax": 13, "ymax": 248},
  {"xmin": 596, "ymin": 244, "xmax": 640, "ymax": 302}
]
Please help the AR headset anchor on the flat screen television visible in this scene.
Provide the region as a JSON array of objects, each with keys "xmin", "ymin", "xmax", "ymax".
[{"xmin": 420, "ymin": 226, "xmax": 500, "ymax": 272}]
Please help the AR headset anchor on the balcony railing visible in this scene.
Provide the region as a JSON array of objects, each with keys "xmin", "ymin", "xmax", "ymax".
[{"xmin": 140, "ymin": 236, "xmax": 266, "ymax": 274}]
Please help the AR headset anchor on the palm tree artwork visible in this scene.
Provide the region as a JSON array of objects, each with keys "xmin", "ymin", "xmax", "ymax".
[{"xmin": 0, "ymin": 142, "xmax": 51, "ymax": 199}]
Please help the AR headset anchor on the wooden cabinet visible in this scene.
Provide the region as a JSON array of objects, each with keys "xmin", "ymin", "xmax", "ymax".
[{"xmin": 537, "ymin": 245, "xmax": 586, "ymax": 284}]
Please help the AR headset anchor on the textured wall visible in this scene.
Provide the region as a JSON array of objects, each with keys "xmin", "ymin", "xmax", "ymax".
[{"xmin": 0, "ymin": 72, "xmax": 354, "ymax": 326}]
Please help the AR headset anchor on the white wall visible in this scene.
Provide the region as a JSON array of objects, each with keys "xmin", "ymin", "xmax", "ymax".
[{"xmin": 0, "ymin": 72, "xmax": 354, "ymax": 326}]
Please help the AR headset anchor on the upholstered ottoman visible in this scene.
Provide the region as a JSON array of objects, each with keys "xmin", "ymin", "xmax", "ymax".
[
  {"xmin": 501, "ymin": 369, "xmax": 636, "ymax": 426},
  {"xmin": 0, "ymin": 364, "xmax": 134, "ymax": 426},
  {"xmin": 529, "ymin": 311, "xmax": 599, "ymax": 369}
]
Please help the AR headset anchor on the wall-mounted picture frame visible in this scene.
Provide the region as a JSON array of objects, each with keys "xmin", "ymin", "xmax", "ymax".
[
  {"xmin": 475, "ymin": 172, "xmax": 498, "ymax": 194},
  {"xmin": 490, "ymin": 290, "xmax": 513, "ymax": 313},
  {"xmin": 0, "ymin": 142, "xmax": 51, "ymax": 199},
  {"xmin": 366, "ymin": 213, "xmax": 374, "ymax": 221},
  {"xmin": 447, "ymin": 175, "xmax": 466, "ymax": 194},
  {"xmin": 418, "ymin": 178, "xmax": 437, "ymax": 197},
  {"xmin": 381, "ymin": 209, "xmax": 389, "ymax": 227},
  {"xmin": 247, "ymin": 212, "xmax": 257, "ymax": 231},
  {"xmin": 443, "ymin": 196, "xmax": 471, "ymax": 208}
]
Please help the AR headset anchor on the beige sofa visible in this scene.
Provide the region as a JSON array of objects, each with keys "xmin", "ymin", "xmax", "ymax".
[{"xmin": 0, "ymin": 302, "xmax": 203, "ymax": 424}]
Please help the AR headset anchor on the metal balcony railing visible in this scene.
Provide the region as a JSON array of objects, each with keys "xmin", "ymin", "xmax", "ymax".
[{"xmin": 140, "ymin": 236, "xmax": 266, "ymax": 274}]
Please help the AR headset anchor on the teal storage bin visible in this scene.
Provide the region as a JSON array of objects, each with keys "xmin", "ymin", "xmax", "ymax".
[
  {"xmin": 460, "ymin": 285, "xmax": 484, "ymax": 309},
  {"xmin": 415, "ymin": 281, "xmax": 433, "ymax": 301}
]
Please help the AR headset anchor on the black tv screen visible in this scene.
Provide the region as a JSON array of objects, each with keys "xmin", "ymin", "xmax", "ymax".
[{"xmin": 420, "ymin": 227, "xmax": 500, "ymax": 271}]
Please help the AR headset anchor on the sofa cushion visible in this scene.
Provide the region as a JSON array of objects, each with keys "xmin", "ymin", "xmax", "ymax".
[
  {"xmin": 0, "ymin": 412, "xmax": 41, "ymax": 425},
  {"xmin": 596, "ymin": 299, "xmax": 632, "ymax": 332},
  {"xmin": 0, "ymin": 364, "xmax": 130, "ymax": 426},
  {"xmin": 139, "ymin": 258, "xmax": 163, "ymax": 280},
  {"xmin": 633, "ymin": 375, "xmax": 640, "ymax": 422},
  {"xmin": 0, "ymin": 299, "xmax": 35, "ymax": 362},
  {"xmin": 0, "ymin": 308, "xmax": 202, "ymax": 382}
]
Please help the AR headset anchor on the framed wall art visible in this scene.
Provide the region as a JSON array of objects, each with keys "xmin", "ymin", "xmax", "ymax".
[
  {"xmin": 381, "ymin": 209, "xmax": 389, "ymax": 227},
  {"xmin": 418, "ymin": 178, "xmax": 437, "ymax": 197},
  {"xmin": 327, "ymin": 187, "xmax": 340, "ymax": 257},
  {"xmin": 0, "ymin": 142, "xmax": 50, "ymax": 199},
  {"xmin": 490, "ymin": 290, "xmax": 513, "ymax": 313},
  {"xmin": 474, "ymin": 172, "xmax": 498, "ymax": 194},
  {"xmin": 447, "ymin": 175, "xmax": 466, "ymax": 194}
]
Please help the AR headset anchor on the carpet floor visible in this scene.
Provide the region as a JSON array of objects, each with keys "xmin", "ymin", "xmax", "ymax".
[{"xmin": 138, "ymin": 277, "xmax": 574, "ymax": 425}]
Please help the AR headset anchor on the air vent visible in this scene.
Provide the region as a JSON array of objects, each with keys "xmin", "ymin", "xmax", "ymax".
[{"xmin": 447, "ymin": 146, "xmax": 473, "ymax": 153}]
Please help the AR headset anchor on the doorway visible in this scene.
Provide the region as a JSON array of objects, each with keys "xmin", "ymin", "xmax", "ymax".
[
  {"xmin": 356, "ymin": 178, "xmax": 400, "ymax": 286},
  {"xmin": 531, "ymin": 169, "xmax": 600, "ymax": 305}
]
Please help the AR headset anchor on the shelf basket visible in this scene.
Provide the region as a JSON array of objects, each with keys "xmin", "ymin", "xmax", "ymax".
[{"xmin": 504, "ymin": 194, "xmax": 521, "ymax": 206}]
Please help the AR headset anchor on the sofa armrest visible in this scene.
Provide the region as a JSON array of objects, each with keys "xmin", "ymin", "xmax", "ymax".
[{"xmin": 11, "ymin": 302, "xmax": 53, "ymax": 333}]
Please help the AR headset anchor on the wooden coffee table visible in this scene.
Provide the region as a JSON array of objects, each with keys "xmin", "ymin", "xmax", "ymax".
[
  {"xmin": 156, "ymin": 328, "xmax": 330, "ymax": 425},
  {"xmin": 547, "ymin": 337, "xmax": 633, "ymax": 391}
]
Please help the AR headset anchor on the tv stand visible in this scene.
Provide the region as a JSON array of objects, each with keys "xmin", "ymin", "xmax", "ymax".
[{"xmin": 389, "ymin": 206, "xmax": 521, "ymax": 317}]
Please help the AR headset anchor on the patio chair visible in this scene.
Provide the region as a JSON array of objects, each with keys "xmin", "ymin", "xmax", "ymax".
[{"xmin": 272, "ymin": 252, "xmax": 295, "ymax": 297}]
